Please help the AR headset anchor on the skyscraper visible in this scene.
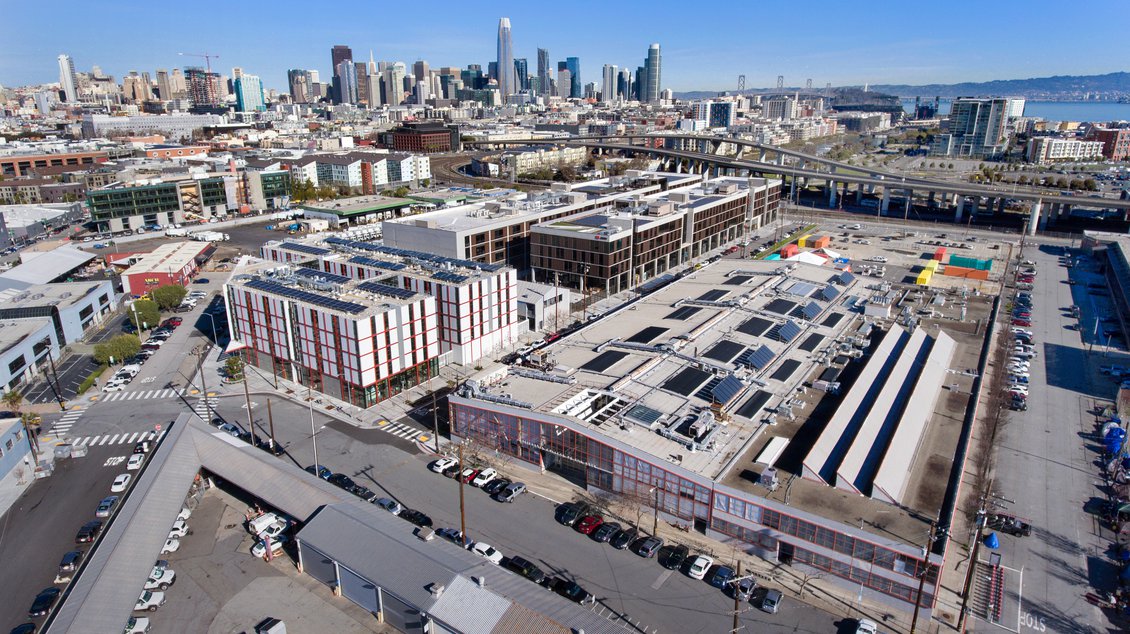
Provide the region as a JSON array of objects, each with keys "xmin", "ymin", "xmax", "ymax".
[
  {"xmin": 383, "ymin": 62, "xmax": 406, "ymax": 106},
  {"xmin": 496, "ymin": 17, "xmax": 515, "ymax": 97},
  {"xmin": 288, "ymin": 69, "xmax": 312, "ymax": 103},
  {"xmin": 514, "ymin": 58, "xmax": 528, "ymax": 92},
  {"xmin": 565, "ymin": 57, "xmax": 581, "ymax": 98},
  {"xmin": 602, "ymin": 64, "xmax": 618, "ymax": 103},
  {"xmin": 156, "ymin": 69, "xmax": 172, "ymax": 100},
  {"xmin": 336, "ymin": 60, "xmax": 357, "ymax": 104},
  {"xmin": 413, "ymin": 60, "xmax": 431, "ymax": 102},
  {"xmin": 234, "ymin": 74, "xmax": 266, "ymax": 111},
  {"xmin": 185, "ymin": 67, "xmax": 221, "ymax": 107},
  {"xmin": 330, "ymin": 44, "xmax": 353, "ymax": 104},
  {"xmin": 644, "ymin": 43, "xmax": 661, "ymax": 103},
  {"xmin": 355, "ymin": 62, "xmax": 370, "ymax": 106},
  {"xmin": 536, "ymin": 48, "xmax": 550, "ymax": 97},
  {"xmin": 57, "ymin": 54, "xmax": 78, "ymax": 102}
]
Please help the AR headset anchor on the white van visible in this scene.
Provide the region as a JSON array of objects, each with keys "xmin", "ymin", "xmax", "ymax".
[{"xmin": 247, "ymin": 512, "xmax": 283, "ymax": 536}]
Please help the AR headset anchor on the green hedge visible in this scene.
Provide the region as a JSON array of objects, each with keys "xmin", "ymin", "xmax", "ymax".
[{"xmin": 77, "ymin": 364, "xmax": 108, "ymax": 395}]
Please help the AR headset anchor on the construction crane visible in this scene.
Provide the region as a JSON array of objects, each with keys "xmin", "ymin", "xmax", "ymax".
[{"xmin": 178, "ymin": 51, "xmax": 220, "ymax": 74}]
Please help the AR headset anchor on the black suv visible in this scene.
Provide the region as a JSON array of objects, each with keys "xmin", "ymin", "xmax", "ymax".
[
  {"xmin": 554, "ymin": 502, "xmax": 587, "ymax": 527},
  {"xmin": 327, "ymin": 473, "xmax": 356, "ymax": 490},
  {"xmin": 75, "ymin": 520, "xmax": 103, "ymax": 543},
  {"xmin": 504, "ymin": 556, "xmax": 545, "ymax": 584}
]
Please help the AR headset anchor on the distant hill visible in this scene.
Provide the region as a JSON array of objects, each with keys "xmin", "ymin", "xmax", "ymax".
[
  {"xmin": 869, "ymin": 72, "xmax": 1130, "ymax": 98},
  {"xmin": 674, "ymin": 72, "xmax": 1130, "ymax": 100}
]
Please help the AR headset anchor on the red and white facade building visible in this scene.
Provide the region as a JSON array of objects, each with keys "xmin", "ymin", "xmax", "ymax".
[
  {"xmin": 224, "ymin": 257, "xmax": 439, "ymax": 408},
  {"xmin": 260, "ymin": 238, "xmax": 520, "ymax": 366},
  {"xmin": 120, "ymin": 241, "xmax": 212, "ymax": 296}
]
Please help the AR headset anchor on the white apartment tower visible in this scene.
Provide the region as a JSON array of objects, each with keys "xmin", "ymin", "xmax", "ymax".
[{"xmin": 58, "ymin": 54, "xmax": 78, "ymax": 102}]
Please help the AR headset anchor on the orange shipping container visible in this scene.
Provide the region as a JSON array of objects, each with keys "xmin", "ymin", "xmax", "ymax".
[
  {"xmin": 942, "ymin": 265, "xmax": 989, "ymax": 280},
  {"xmin": 781, "ymin": 244, "xmax": 799, "ymax": 258},
  {"xmin": 812, "ymin": 236, "xmax": 831, "ymax": 249}
]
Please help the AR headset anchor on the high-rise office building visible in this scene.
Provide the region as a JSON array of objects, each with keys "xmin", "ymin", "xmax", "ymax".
[
  {"xmin": 496, "ymin": 17, "xmax": 515, "ymax": 97},
  {"xmin": 336, "ymin": 60, "xmax": 357, "ymax": 104},
  {"xmin": 514, "ymin": 58, "xmax": 528, "ymax": 92},
  {"xmin": 601, "ymin": 64, "xmax": 618, "ymax": 103},
  {"xmin": 565, "ymin": 57, "xmax": 580, "ymax": 98},
  {"xmin": 185, "ymin": 67, "xmax": 221, "ymax": 107},
  {"xmin": 618, "ymin": 69, "xmax": 632, "ymax": 103},
  {"xmin": 644, "ymin": 43, "xmax": 661, "ymax": 103},
  {"xmin": 288, "ymin": 69, "xmax": 312, "ymax": 103},
  {"xmin": 355, "ymin": 62, "xmax": 371, "ymax": 105},
  {"xmin": 156, "ymin": 69, "xmax": 172, "ymax": 100},
  {"xmin": 384, "ymin": 63, "xmax": 406, "ymax": 106},
  {"xmin": 536, "ymin": 48, "xmax": 550, "ymax": 97},
  {"xmin": 634, "ymin": 67, "xmax": 644, "ymax": 101},
  {"xmin": 330, "ymin": 44, "xmax": 353, "ymax": 104},
  {"xmin": 413, "ymin": 60, "xmax": 431, "ymax": 102},
  {"xmin": 234, "ymin": 74, "xmax": 266, "ymax": 111},
  {"xmin": 57, "ymin": 54, "xmax": 78, "ymax": 102}
]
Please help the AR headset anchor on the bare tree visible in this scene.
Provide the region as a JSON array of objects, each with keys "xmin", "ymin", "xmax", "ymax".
[{"xmin": 798, "ymin": 570, "xmax": 825, "ymax": 597}]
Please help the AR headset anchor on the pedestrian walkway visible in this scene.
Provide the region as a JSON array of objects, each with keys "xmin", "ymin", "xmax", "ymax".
[
  {"xmin": 192, "ymin": 396, "xmax": 219, "ymax": 422},
  {"xmin": 99, "ymin": 388, "xmax": 186, "ymax": 402},
  {"xmin": 47, "ymin": 406, "xmax": 86, "ymax": 438},
  {"xmin": 71, "ymin": 429, "xmax": 167, "ymax": 447},
  {"xmin": 376, "ymin": 419, "xmax": 426, "ymax": 441}
]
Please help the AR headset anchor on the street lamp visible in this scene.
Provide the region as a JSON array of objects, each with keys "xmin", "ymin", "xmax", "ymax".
[
  {"xmin": 203, "ymin": 312, "xmax": 219, "ymax": 344},
  {"xmin": 649, "ymin": 481, "xmax": 661, "ymax": 535},
  {"xmin": 307, "ymin": 383, "xmax": 320, "ymax": 475}
]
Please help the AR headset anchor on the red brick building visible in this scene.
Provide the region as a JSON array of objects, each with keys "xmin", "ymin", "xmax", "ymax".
[
  {"xmin": 0, "ymin": 151, "xmax": 109, "ymax": 178},
  {"xmin": 1086, "ymin": 127, "xmax": 1130, "ymax": 161},
  {"xmin": 388, "ymin": 122, "xmax": 460, "ymax": 153}
]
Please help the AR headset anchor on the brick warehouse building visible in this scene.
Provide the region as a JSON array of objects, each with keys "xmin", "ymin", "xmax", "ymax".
[{"xmin": 387, "ymin": 121, "xmax": 461, "ymax": 153}]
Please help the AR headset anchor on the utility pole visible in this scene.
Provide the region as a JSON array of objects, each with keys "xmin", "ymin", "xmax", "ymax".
[
  {"xmin": 242, "ymin": 359, "xmax": 256, "ymax": 448},
  {"xmin": 266, "ymin": 398, "xmax": 277, "ymax": 450},
  {"xmin": 197, "ymin": 348, "xmax": 213, "ymax": 422},
  {"xmin": 431, "ymin": 384, "xmax": 441, "ymax": 453},
  {"xmin": 910, "ymin": 521, "xmax": 937, "ymax": 634},
  {"xmin": 308, "ymin": 384, "xmax": 320, "ymax": 473},
  {"xmin": 47, "ymin": 354, "xmax": 67, "ymax": 411},
  {"xmin": 732, "ymin": 560, "xmax": 742, "ymax": 634},
  {"xmin": 652, "ymin": 484, "xmax": 660, "ymax": 535},
  {"xmin": 458, "ymin": 441, "xmax": 468, "ymax": 548}
]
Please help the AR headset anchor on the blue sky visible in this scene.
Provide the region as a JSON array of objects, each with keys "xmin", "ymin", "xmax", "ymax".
[{"xmin": 2, "ymin": 0, "xmax": 1126, "ymax": 93}]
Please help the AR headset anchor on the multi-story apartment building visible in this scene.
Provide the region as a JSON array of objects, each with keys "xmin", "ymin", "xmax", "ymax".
[
  {"xmin": 1085, "ymin": 126, "xmax": 1130, "ymax": 161},
  {"xmin": 931, "ymin": 98, "xmax": 1010, "ymax": 158},
  {"xmin": 259, "ymin": 238, "xmax": 520, "ymax": 365},
  {"xmin": 530, "ymin": 177, "xmax": 780, "ymax": 294},
  {"xmin": 382, "ymin": 171, "xmax": 705, "ymax": 272},
  {"xmin": 387, "ymin": 122, "xmax": 461, "ymax": 153},
  {"xmin": 80, "ymin": 113, "xmax": 225, "ymax": 140},
  {"xmin": 1025, "ymin": 136, "xmax": 1105, "ymax": 165},
  {"xmin": 224, "ymin": 259, "xmax": 439, "ymax": 407},
  {"xmin": 87, "ymin": 181, "xmax": 184, "ymax": 233},
  {"xmin": 286, "ymin": 152, "xmax": 431, "ymax": 192}
]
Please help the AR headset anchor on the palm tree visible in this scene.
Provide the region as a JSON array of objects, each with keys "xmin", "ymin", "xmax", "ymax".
[
  {"xmin": 1, "ymin": 388, "xmax": 23, "ymax": 414},
  {"xmin": 20, "ymin": 412, "xmax": 42, "ymax": 464}
]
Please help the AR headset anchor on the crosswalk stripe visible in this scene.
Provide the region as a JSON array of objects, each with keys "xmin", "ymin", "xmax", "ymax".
[
  {"xmin": 76, "ymin": 436, "xmax": 90, "ymax": 446},
  {"xmin": 90, "ymin": 435, "xmax": 103, "ymax": 446},
  {"xmin": 126, "ymin": 432, "xmax": 139, "ymax": 444},
  {"xmin": 107, "ymin": 434, "xmax": 120, "ymax": 445}
]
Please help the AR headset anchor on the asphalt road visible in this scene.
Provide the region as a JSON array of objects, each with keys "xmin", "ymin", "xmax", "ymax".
[
  {"xmin": 980, "ymin": 244, "xmax": 1124, "ymax": 633},
  {"xmin": 0, "ymin": 442, "xmax": 132, "ymax": 631}
]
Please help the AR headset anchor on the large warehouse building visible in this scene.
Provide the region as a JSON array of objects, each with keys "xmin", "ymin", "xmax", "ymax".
[{"xmin": 447, "ymin": 258, "xmax": 990, "ymax": 615}]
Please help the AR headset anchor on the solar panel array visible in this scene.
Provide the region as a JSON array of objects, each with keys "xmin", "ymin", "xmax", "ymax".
[
  {"xmin": 326, "ymin": 236, "xmax": 504, "ymax": 273},
  {"xmin": 293, "ymin": 267, "xmax": 351, "ymax": 285},
  {"xmin": 433, "ymin": 271, "xmax": 470, "ymax": 284},
  {"xmin": 662, "ymin": 367, "xmax": 713, "ymax": 397},
  {"xmin": 582, "ymin": 350, "xmax": 628, "ymax": 373},
  {"xmin": 771, "ymin": 359, "xmax": 801, "ymax": 382},
  {"xmin": 836, "ymin": 271, "xmax": 856, "ymax": 285},
  {"xmin": 627, "ymin": 326, "xmax": 668, "ymax": 344},
  {"xmin": 711, "ymin": 375, "xmax": 745, "ymax": 404},
  {"xmin": 724, "ymin": 275, "xmax": 752, "ymax": 286},
  {"xmin": 822, "ymin": 313, "xmax": 844, "ymax": 328},
  {"xmin": 786, "ymin": 281, "xmax": 819, "ymax": 297},
  {"xmin": 357, "ymin": 280, "xmax": 417, "ymax": 300},
  {"xmin": 739, "ymin": 345, "xmax": 776, "ymax": 369},
  {"xmin": 280, "ymin": 242, "xmax": 331, "ymax": 256},
  {"xmin": 736, "ymin": 316, "xmax": 773, "ymax": 337},
  {"xmin": 764, "ymin": 298, "xmax": 797, "ymax": 316},
  {"xmin": 735, "ymin": 390, "xmax": 773, "ymax": 419},
  {"xmin": 665, "ymin": 306, "xmax": 702, "ymax": 321},
  {"xmin": 800, "ymin": 301, "xmax": 823, "ymax": 321},
  {"xmin": 704, "ymin": 340, "xmax": 746, "ymax": 363},
  {"xmin": 774, "ymin": 320, "xmax": 803, "ymax": 343},
  {"xmin": 820, "ymin": 284, "xmax": 840, "ymax": 301},
  {"xmin": 698, "ymin": 289, "xmax": 730, "ymax": 302},
  {"xmin": 349, "ymin": 255, "xmax": 407, "ymax": 272},
  {"xmin": 245, "ymin": 278, "xmax": 368, "ymax": 314},
  {"xmin": 799, "ymin": 333, "xmax": 824, "ymax": 352}
]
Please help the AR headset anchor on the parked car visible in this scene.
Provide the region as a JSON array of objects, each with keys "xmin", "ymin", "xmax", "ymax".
[
  {"xmin": 58, "ymin": 550, "xmax": 84, "ymax": 573},
  {"xmin": 160, "ymin": 538, "xmax": 180, "ymax": 554},
  {"xmin": 610, "ymin": 528, "xmax": 639, "ymax": 550},
  {"xmin": 472, "ymin": 468, "xmax": 498, "ymax": 487},
  {"xmin": 75, "ymin": 520, "xmax": 103, "ymax": 543},
  {"xmin": 733, "ymin": 576, "xmax": 756, "ymax": 601},
  {"xmin": 660, "ymin": 544, "xmax": 689, "ymax": 570},
  {"xmin": 28, "ymin": 587, "xmax": 62, "ymax": 617},
  {"xmin": 544, "ymin": 576, "xmax": 593, "ymax": 604},
  {"xmin": 123, "ymin": 616, "xmax": 151, "ymax": 634},
  {"xmin": 458, "ymin": 467, "xmax": 479, "ymax": 484},
  {"xmin": 687, "ymin": 555, "xmax": 714, "ymax": 580},
  {"xmin": 554, "ymin": 502, "xmax": 587, "ymax": 527},
  {"xmin": 855, "ymin": 618, "xmax": 879, "ymax": 634},
  {"xmin": 504, "ymin": 556, "xmax": 546, "ymax": 584},
  {"xmin": 436, "ymin": 527, "xmax": 466, "ymax": 545},
  {"xmin": 95, "ymin": 495, "xmax": 119, "ymax": 518},
  {"xmin": 350, "ymin": 484, "xmax": 377, "ymax": 501},
  {"xmin": 399, "ymin": 509, "xmax": 433, "ymax": 527},
  {"xmin": 127, "ymin": 453, "xmax": 145, "ymax": 470},
  {"xmin": 494, "ymin": 481, "xmax": 526, "ymax": 503},
  {"xmin": 708, "ymin": 565, "xmax": 736, "ymax": 589},
  {"xmin": 251, "ymin": 535, "xmax": 289, "ymax": 558},
  {"xmin": 111, "ymin": 473, "xmax": 132, "ymax": 492},
  {"xmin": 430, "ymin": 456, "xmax": 458, "ymax": 473},
  {"xmin": 483, "ymin": 478, "xmax": 511, "ymax": 496},
  {"xmin": 471, "ymin": 541, "xmax": 504, "ymax": 565},
  {"xmin": 305, "ymin": 464, "xmax": 332, "ymax": 480},
  {"xmin": 217, "ymin": 422, "xmax": 241, "ymax": 437},
  {"xmin": 574, "ymin": 514, "xmax": 604, "ymax": 535},
  {"xmin": 144, "ymin": 566, "xmax": 177, "ymax": 591},
  {"xmin": 633, "ymin": 536, "xmax": 664, "ymax": 558},
  {"xmin": 375, "ymin": 498, "xmax": 403, "ymax": 515},
  {"xmin": 134, "ymin": 590, "xmax": 166, "ymax": 612},
  {"xmin": 591, "ymin": 521, "xmax": 622, "ymax": 543},
  {"xmin": 757, "ymin": 588, "xmax": 783, "ymax": 613}
]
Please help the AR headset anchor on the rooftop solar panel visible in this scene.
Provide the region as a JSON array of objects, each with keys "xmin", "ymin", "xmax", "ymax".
[
  {"xmin": 626, "ymin": 326, "xmax": 668, "ymax": 344},
  {"xmin": 822, "ymin": 313, "xmax": 844, "ymax": 328},
  {"xmin": 581, "ymin": 350, "xmax": 628, "ymax": 373},
  {"xmin": 736, "ymin": 316, "xmax": 773, "ymax": 337},
  {"xmin": 665, "ymin": 306, "xmax": 702, "ymax": 321},
  {"xmin": 570, "ymin": 214, "xmax": 610, "ymax": 228},
  {"xmin": 764, "ymin": 298, "xmax": 797, "ymax": 316},
  {"xmin": 712, "ymin": 375, "xmax": 745, "ymax": 404},
  {"xmin": 786, "ymin": 281, "xmax": 819, "ymax": 297},
  {"xmin": 837, "ymin": 271, "xmax": 856, "ymax": 285},
  {"xmin": 799, "ymin": 333, "xmax": 824, "ymax": 352},
  {"xmin": 280, "ymin": 242, "xmax": 330, "ymax": 256},
  {"xmin": 661, "ymin": 367, "xmax": 713, "ymax": 397},
  {"xmin": 293, "ymin": 266, "xmax": 351, "ymax": 284},
  {"xmin": 433, "ymin": 271, "xmax": 470, "ymax": 284},
  {"xmin": 349, "ymin": 255, "xmax": 407, "ymax": 271},
  {"xmin": 703, "ymin": 340, "xmax": 746, "ymax": 363},
  {"xmin": 774, "ymin": 320, "xmax": 803, "ymax": 343},
  {"xmin": 800, "ymin": 301, "xmax": 823, "ymax": 321},
  {"xmin": 244, "ymin": 278, "xmax": 367, "ymax": 314},
  {"xmin": 820, "ymin": 284, "xmax": 840, "ymax": 301},
  {"xmin": 356, "ymin": 280, "xmax": 417, "ymax": 300},
  {"xmin": 735, "ymin": 390, "xmax": 773, "ymax": 419},
  {"xmin": 698, "ymin": 289, "xmax": 730, "ymax": 302},
  {"xmin": 770, "ymin": 358, "xmax": 801, "ymax": 382},
  {"xmin": 739, "ymin": 345, "xmax": 776, "ymax": 370},
  {"xmin": 724, "ymin": 275, "xmax": 752, "ymax": 286},
  {"xmin": 328, "ymin": 237, "xmax": 504, "ymax": 272},
  {"xmin": 625, "ymin": 404, "xmax": 665, "ymax": 425}
]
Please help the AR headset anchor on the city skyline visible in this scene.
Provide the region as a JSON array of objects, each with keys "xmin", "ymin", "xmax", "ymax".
[{"xmin": 3, "ymin": 0, "xmax": 1127, "ymax": 94}]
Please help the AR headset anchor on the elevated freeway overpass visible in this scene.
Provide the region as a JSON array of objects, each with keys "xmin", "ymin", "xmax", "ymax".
[{"xmin": 466, "ymin": 135, "xmax": 1130, "ymax": 234}]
